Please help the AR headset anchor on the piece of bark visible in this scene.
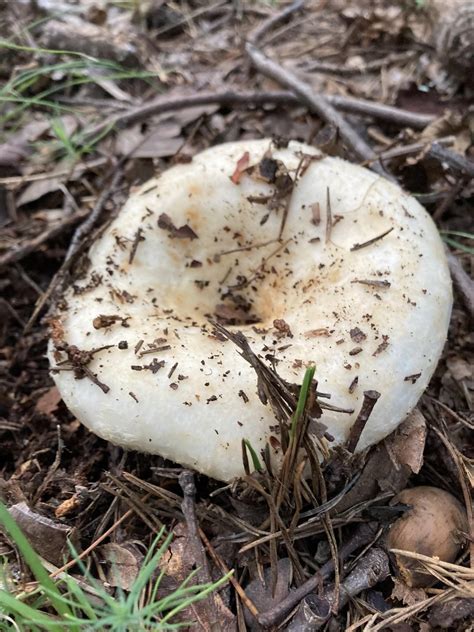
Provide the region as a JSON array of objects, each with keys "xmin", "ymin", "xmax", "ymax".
[
  {"xmin": 8, "ymin": 502, "xmax": 78, "ymax": 567},
  {"xmin": 333, "ymin": 408, "xmax": 426, "ymax": 516},
  {"xmin": 158, "ymin": 522, "xmax": 236, "ymax": 631}
]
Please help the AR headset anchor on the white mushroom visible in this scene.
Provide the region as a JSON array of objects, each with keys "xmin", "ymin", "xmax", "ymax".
[{"xmin": 48, "ymin": 139, "xmax": 452, "ymax": 481}]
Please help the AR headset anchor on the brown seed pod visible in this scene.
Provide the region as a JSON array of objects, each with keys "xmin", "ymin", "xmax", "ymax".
[{"xmin": 385, "ymin": 486, "xmax": 468, "ymax": 587}]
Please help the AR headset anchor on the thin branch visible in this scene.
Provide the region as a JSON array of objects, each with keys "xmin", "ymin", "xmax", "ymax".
[
  {"xmin": 287, "ymin": 548, "xmax": 390, "ymax": 631},
  {"xmin": 331, "ymin": 94, "xmax": 434, "ymax": 129},
  {"xmin": 257, "ymin": 522, "xmax": 380, "ymax": 628},
  {"xmin": 247, "ymin": 0, "xmax": 305, "ymax": 44},
  {"xmin": 198, "ymin": 527, "xmax": 259, "ymax": 619},
  {"xmin": 81, "ymin": 90, "xmax": 435, "ymax": 146},
  {"xmin": 65, "ymin": 168, "xmax": 123, "ymax": 262},
  {"xmin": 24, "ymin": 167, "xmax": 123, "ymax": 333},
  {"xmin": 302, "ymin": 51, "xmax": 416, "ymax": 75},
  {"xmin": 429, "ymin": 142, "xmax": 474, "ymax": 178},
  {"xmin": 245, "ymin": 43, "xmax": 391, "ymax": 180}
]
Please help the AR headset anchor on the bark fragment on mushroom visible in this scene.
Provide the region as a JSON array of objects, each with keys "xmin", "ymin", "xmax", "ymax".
[{"xmin": 48, "ymin": 139, "xmax": 452, "ymax": 481}]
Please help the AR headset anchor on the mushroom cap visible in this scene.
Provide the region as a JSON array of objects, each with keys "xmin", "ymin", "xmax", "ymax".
[{"xmin": 48, "ymin": 140, "xmax": 452, "ymax": 481}]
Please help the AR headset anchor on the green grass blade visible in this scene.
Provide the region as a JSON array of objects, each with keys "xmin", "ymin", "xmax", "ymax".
[
  {"xmin": 126, "ymin": 529, "xmax": 169, "ymax": 606},
  {"xmin": 440, "ymin": 230, "xmax": 474, "ymax": 240},
  {"xmin": 290, "ymin": 365, "xmax": 316, "ymax": 437},
  {"xmin": 243, "ymin": 439, "xmax": 263, "ymax": 473},
  {"xmin": 0, "ymin": 589, "xmax": 57, "ymax": 627},
  {"xmin": 0, "ymin": 501, "xmax": 73, "ymax": 621},
  {"xmin": 442, "ymin": 236, "xmax": 474, "ymax": 255},
  {"xmin": 60, "ymin": 576, "xmax": 99, "ymax": 621},
  {"xmin": 160, "ymin": 573, "xmax": 232, "ymax": 624}
]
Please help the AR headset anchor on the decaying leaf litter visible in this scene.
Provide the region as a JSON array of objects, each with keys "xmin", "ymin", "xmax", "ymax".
[{"xmin": 0, "ymin": 0, "xmax": 473, "ymax": 630}]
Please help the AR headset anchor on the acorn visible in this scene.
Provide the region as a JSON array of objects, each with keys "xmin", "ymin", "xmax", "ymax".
[{"xmin": 385, "ymin": 486, "xmax": 468, "ymax": 588}]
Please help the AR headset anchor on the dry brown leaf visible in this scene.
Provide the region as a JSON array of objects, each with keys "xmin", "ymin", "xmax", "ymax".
[
  {"xmin": 332, "ymin": 409, "xmax": 427, "ymax": 515},
  {"xmin": 446, "ymin": 356, "xmax": 472, "ymax": 382},
  {"xmin": 35, "ymin": 386, "xmax": 62, "ymax": 415},
  {"xmin": 0, "ymin": 119, "xmax": 50, "ymax": 169},
  {"xmin": 16, "ymin": 178, "xmax": 63, "ymax": 207},
  {"xmin": 385, "ymin": 407, "xmax": 426, "ymax": 475},
  {"xmin": 391, "ymin": 577, "xmax": 427, "ymax": 606},
  {"xmin": 97, "ymin": 542, "xmax": 144, "ymax": 591},
  {"xmin": 429, "ymin": 597, "xmax": 474, "ymax": 629},
  {"xmin": 54, "ymin": 495, "xmax": 80, "ymax": 519},
  {"xmin": 115, "ymin": 123, "xmax": 183, "ymax": 158}
]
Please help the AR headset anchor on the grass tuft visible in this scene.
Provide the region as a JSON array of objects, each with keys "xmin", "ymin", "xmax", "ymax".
[{"xmin": 0, "ymin": 500, "xmax": 230, "ymax": 631}]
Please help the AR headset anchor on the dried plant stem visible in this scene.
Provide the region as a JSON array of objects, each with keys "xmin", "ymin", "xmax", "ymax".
[
  {"xmin": 248, "ymin": 0, "xmax": 305, "ymax": 43},
  {"xmin": 257, "ymin": 522, "xmax": 379, "ymax": 628},
  {"xmin": 179, "ymin": 471, "xmax": 220, "ymax": 627},
  {"xmin": 198, "ymin": 527, "xmax": 259, "ymax": 618},
  {"xmin": 49, "ymin": 493, "xmax": 151, "ymax": 578}
]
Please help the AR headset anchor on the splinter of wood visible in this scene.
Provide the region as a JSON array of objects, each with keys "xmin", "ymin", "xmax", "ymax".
[{"xmin": 346, "ymin": 390, "xmax": 381, "ymax": 453}]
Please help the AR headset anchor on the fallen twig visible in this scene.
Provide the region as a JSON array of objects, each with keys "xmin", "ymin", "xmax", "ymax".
[
  {"xmin": 179, "ymin": 471, "xmax": 220, "ymax": 628},
  {"xmin": 302, "ymin": 51, "xmax": 416, "ymax": 75},
  {"xmin": 248, "ymin": 0, "xmax": 305, "ymax": 44},
  {"xmin": 287, "ymin": 547, "xmax": 390, "ymax": 631},
  {"xmin": 198, "ymin": 527, "xmax": 259, "ymax": 619},
  {"xmin": 49, "ymin": 493, "xmax": 152, "ymax": 578},
  {"xmin": 65, "ymin": 168, "xmax": 123, "ymax": 262},
  {"xmin": 81, "ymin": 90, "xmax": 435, "ymax": 146},
  {"xmin": 24, "ymin": 168, "xmax": 123, "ymax": 333},
  {"xmin": 331, "ymin": 95, "xmax": 434, "ymax": 129},
  {"xmin": 372, "ymin": 137, "xmax": 474, "ymax": 178},
  {"xmin": 429, "ymin": 142, "xmax": 474, "ymax": 179},
  {"xmin": 346, "ymin": 391, "xmax": 381, "ymax": 453},
  {"xmin": 179, "ymin": 471, "xmax": 213, "ymax": 585},
  {"xmin": 375, "ymin": 137, "xmax": 454, "ymax": 162},
  {"xmin": 245, "ymin": 43, "xmax": 390, "ymax": 179},
  {"xmin": 257, "ymin": 522, "xmax": 380, "ymax": 628},
  {"xmin": 243, "ymin": 0, "xmax": 388, "ymax": 176}
]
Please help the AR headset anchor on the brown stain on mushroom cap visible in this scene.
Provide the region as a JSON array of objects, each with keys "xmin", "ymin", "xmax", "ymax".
[{"xmin": 185, "ymin": 206, "xmax": 201, "ymax": 229}]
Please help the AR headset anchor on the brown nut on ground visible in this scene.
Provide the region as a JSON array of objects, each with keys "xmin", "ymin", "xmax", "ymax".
[{"xmin": 386, "ymin": 486, "xmax": 468, "ymax": 588}]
